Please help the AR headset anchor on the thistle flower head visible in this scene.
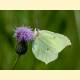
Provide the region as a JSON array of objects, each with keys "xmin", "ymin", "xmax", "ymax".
[{"xmin": 14, "ymin": 26, "xmax": 33, "ymax": 42}]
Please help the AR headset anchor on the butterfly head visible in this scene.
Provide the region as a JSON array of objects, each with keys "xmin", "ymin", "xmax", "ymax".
[{"xmin": 33, "ymin": 28, "xmax": 39, "ymax": 39}]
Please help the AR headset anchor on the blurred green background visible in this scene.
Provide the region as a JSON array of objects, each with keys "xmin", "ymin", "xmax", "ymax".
[{"xmin": 0, "ymin": 10, "xmax": 80, "ymax": 70}]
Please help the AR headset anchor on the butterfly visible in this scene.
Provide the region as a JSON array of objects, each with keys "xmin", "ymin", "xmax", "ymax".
[{"xmin": 32, "ymin": 28, "xmax": 71, "ymax": 64}]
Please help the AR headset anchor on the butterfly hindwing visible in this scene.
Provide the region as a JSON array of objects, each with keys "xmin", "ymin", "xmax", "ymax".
[{"xmin": 32, "ymin": 30, "xmax": 71, "ymax": 64}]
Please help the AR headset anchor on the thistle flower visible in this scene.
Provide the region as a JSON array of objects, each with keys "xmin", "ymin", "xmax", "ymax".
[
  {"xmin": 14, "ymin": 26, "xmax": 34, "ymax": 42},
  {"xmin": 14, "ymin": 26, "xmax": 33, "ymax": 55}
]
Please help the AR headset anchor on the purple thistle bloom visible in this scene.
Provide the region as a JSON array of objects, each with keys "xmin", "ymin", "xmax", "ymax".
[{"xmin": 14, "ymin": 26, "xmax": 33, "ymax": 42}]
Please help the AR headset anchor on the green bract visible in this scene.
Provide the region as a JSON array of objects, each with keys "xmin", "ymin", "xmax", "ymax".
[{"xmin": 32, "ymin": 29, "xmax": 71, "ymax": 64}]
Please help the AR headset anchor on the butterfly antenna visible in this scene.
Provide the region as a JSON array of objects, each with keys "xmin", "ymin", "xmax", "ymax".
[
  {"xmin": 34, "ymin": 11, "xmax": 40, "ymax": 32},
  {"xmin": 35, "ymin": 17, "xmax": 39, "ymax": 31}
]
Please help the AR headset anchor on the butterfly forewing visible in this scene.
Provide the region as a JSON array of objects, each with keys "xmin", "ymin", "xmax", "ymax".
[{"xmin": 32, "ymin": 30, "xmax": 71, "ymax": 64}]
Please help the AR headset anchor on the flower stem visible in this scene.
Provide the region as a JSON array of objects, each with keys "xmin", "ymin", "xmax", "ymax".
[{"xmin": 13, "ymin": 54, "xmax": 21, "ymax": 70}]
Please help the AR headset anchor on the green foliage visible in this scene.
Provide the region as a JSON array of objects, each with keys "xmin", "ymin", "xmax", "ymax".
[{"xmin": 0, "ymin": 10, "xmax": 80, "ymax": 70}]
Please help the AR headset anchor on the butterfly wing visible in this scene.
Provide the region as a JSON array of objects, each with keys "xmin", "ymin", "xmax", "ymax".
[{"xmin": 32, "ymin": 30, "xmax": 71, "ymax": 64}]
